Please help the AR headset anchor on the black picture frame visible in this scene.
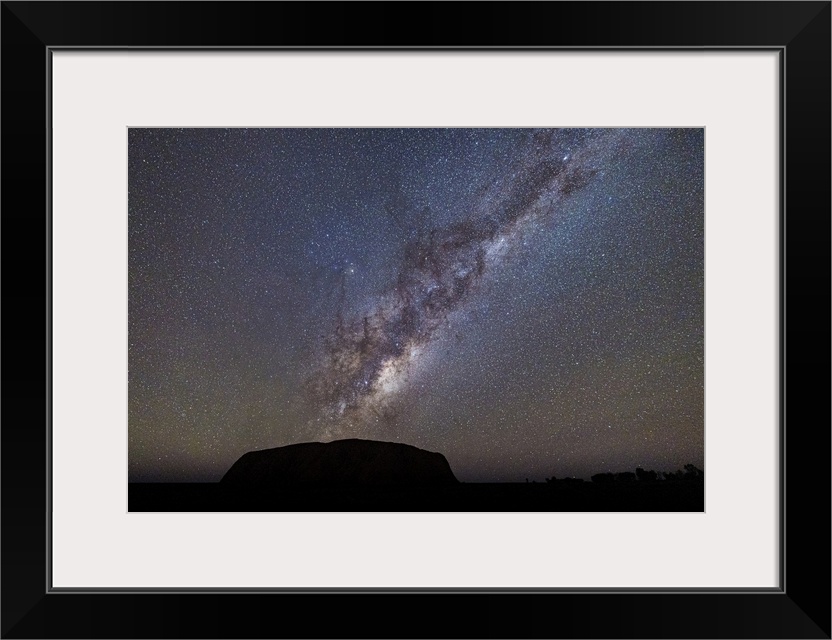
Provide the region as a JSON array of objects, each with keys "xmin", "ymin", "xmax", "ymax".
[{"xmin": 2, "ymin": 2, "xmax": 829, "ymax": 638}]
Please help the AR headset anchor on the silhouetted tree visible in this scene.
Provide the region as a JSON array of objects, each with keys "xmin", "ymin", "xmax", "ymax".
[
  {"xmin": 683, "ymin": 464, "xmax": 704, "ymax": 481},
  {"xmin": 636, "ymin": 468, "xmax": 658, "ymax": 482},
  {"xmin": 615, "ymin": 472, "xmax": 636, "ymax": 482},
  {"xmin": 591, "ymin": 472, "xmax": 615, "ymax": 483}
]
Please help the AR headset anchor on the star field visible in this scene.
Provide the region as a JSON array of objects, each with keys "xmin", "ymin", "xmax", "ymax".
[{"xmin": 128, "ymin": 128, "xmax": 703, "ymax": 482}]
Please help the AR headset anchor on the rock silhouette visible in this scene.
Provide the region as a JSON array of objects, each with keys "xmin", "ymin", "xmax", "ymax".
[{"xmin": 221, "ymin": 438, "xmax": 459, "ymax": 489}]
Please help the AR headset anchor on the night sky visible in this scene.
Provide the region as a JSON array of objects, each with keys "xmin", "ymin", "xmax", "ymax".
[{"xmin": 128, "ymin": 128, "xmax": 703, "ymax": 483}]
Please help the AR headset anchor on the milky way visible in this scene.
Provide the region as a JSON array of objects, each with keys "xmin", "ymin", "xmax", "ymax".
[
  {"xmin": 128, "ymin": 128, "xmax": 703, "ymax": 482},
  {"xmin": 309, "ymin": 129, "xmax": 626, "ymax": 435}
]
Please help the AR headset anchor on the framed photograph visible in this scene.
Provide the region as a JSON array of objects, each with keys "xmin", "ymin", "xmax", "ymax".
[{"xmin": 3, "ymin": 2, "xmax": 829, "ymax": 638}]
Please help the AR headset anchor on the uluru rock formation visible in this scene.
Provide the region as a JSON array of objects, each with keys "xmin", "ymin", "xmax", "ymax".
[{"xmin": 220, "ymin": 438, "xmax": 458, "ymax": 489}]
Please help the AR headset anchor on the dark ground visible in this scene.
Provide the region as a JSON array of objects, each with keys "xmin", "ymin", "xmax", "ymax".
[{"xmin": 129, "ymin": 480, "xmax": 704, "ymax": 512}]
